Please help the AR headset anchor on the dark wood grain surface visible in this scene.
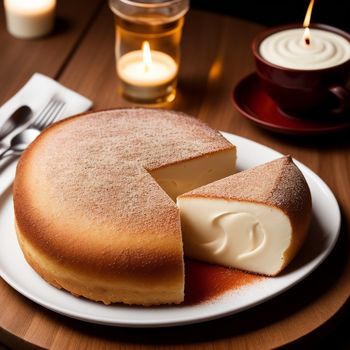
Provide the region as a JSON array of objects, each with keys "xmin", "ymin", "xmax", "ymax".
[{"xmin": 0, "ymin": 1, "xmax": 349, "ymax": 349}]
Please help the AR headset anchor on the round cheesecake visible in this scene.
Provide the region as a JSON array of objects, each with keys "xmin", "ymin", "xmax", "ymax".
[{"xmin": 13, "ymin": 108, "xmax": 236, "ymax": 305}]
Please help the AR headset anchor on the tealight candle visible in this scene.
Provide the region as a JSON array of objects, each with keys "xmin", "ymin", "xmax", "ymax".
[
  {"xmin": 117, "ymin": 41, "xmax": 178, "ymax": 102},
  {"xmin": 4, "ymin": 0, "xmax": 56, "ymax": 39}
]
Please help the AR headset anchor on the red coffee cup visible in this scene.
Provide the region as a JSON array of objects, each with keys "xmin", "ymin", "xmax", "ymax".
[{"xmin": 252, "ymin": 24, "xmax": 350, "ymax": 116}]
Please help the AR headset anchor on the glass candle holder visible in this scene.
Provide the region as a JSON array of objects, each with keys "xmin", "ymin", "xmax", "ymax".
[{"xmin": 109, "ymin": 0, "xmax": 189, "ymax": 104}]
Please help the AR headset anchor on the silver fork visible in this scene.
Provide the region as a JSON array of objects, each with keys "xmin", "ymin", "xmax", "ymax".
[{"xmin": 0, "ymin": 98, "xmax": 65, "ymax": 160}]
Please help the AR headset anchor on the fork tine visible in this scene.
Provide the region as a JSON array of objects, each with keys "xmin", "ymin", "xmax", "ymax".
[
  {"xmin": 32, "ymin": 99, "xmax": 65, "ymax": 131},
  {"xmin": 35, "ymin": 100, "xmax": 60, "ymax": 130},
  {"xmin": 41, "ymin": 101, "xmax": 65, "ymax": 129},
  {"xmin": 31, "ymin": 98, "xmax": 57, "ymax": 129}
]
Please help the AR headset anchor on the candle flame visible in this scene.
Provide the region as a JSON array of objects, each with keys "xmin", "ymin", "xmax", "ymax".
[
  {"xmin": 303, "ymin": 0, "xmax": 314, "ymax": 27},
  {"xmin": 303, "ymin": 27, "xmax": 311, "ymax": 46},
  {"xmin": 302, "ymin": 0, "xmax": 314, "ymax": 46},
  {"xmin": 142, "ymin": 41, "xmax": 152, "ymax": 72}
]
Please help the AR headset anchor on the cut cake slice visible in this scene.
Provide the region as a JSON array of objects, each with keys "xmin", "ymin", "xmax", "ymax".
[{"xmin": 177, "ymin": 156, "xmax": 312, "ymax": 276}]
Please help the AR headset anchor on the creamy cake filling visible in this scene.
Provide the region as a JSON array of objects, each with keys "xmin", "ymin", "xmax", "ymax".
[{"xmin": 177, "ymin": 198, "xmax": 292, "ymax": 275}]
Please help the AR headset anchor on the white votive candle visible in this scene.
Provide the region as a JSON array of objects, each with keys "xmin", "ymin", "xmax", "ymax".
[
  {"xmin": 4, "ymin": 0, "xmax": 56, "ymax": 39},
  {"xmin": 117, "ymin": 42, "xmax": 178, "ymax": 102},
  {"xmin": 118, "ymin": 50, "xmax": 177, "ymax": 87},
  {"xmin": 259, "ymin": 28, "xmax": 350, "ymax": 70}
]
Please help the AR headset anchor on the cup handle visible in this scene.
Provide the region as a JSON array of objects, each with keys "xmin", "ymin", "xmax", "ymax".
[{"xmin": 328, "ymin": 85, "xmax": 350, "ymax": 114}]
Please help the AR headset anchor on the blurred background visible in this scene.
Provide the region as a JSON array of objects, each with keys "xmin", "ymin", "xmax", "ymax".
[{"xmin": 191, "ymin": 0, "xmax": 350, "ymax": 32}]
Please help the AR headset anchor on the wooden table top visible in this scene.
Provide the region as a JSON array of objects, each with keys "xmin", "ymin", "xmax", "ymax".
[{"xmin": 0, "ymin": 1, "xmax": 349, "ymax": 349}]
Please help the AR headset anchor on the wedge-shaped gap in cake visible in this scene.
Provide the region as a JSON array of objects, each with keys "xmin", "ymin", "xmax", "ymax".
[{"xmin": 148, "ymin": 150, "xmax": 236, "ymax": 202}]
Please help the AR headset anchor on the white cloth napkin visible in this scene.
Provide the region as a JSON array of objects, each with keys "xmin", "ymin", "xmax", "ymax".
[{"xmin": 0, "ymin": 73, "xmax": 93, "ymax": 195}]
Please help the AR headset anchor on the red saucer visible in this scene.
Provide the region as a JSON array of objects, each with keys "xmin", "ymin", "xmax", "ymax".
[{"xmin": 232, "ymin": 73, "xmax": 350, "ymax": 135}]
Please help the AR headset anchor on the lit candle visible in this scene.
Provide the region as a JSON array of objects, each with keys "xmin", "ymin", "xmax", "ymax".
[
  {"xmin": 117, "ymin": 41, "xmax": 178, "ymax": 102},
  {"xmin": 259, "ymin": 0, "xmax": 350, "ymax": 70},
  {"xmin": 4, "ymin": 0, "xmax": 56, "ymax": 39},
  {"xmin": 259, "ymin": 28, "xmax": 350, "ymax": 70},
  {"xmin": 252, "ymin": 0, "xmax": 350, "ymax": 113}
]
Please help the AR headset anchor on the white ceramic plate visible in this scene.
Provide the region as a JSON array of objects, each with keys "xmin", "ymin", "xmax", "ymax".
[{"xmin": 0, "ymin": 132, "xmax": 340, "ymax": 328}]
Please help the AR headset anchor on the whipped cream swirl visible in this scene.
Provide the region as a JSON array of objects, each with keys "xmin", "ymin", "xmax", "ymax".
[
  {"xmin": 259, "ymin": 28, "xmax": 350, "ymax": 70},
  {"xmin": 202, "ymin": 212, "xmax": 266, "ymax": 259}
]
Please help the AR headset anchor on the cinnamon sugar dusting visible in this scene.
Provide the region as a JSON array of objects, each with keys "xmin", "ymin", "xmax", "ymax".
[
  {"xmin": 30, "ymin": 109, "xmax": 234, "ymax": 230},
  {"xmin": 181, "ymin": 156, "xmax": 311, "ymax": 215},
  {"xmin": 184, "ymin": 259, "xmax": 263, "ymax": 305}
]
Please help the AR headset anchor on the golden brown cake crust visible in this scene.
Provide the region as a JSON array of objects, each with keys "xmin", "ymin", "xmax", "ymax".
[
  {"xmin": 180, "ymin": 156, "xmax": 311, "ymax": 217},
  {"xmin": 13, "ymin": 108, "xmax": 235, "ymax": 305}
]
